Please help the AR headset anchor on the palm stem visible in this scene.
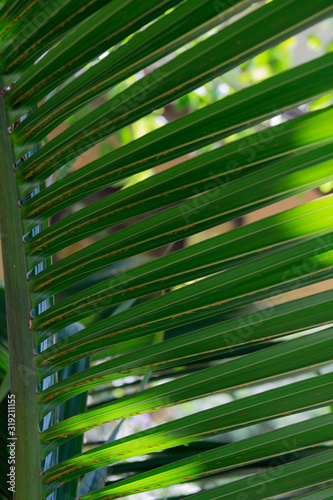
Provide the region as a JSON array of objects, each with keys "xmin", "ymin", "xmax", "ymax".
[{"xmin": 0, "ymin": 84, "xmax": 42, "ymax": 499}]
